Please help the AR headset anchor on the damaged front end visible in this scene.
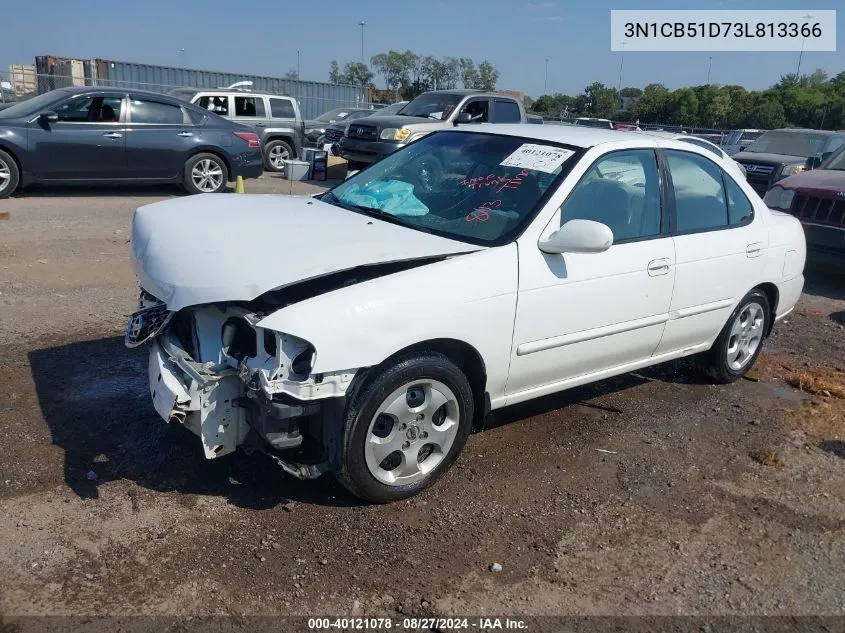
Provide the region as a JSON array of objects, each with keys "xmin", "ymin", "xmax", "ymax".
[{"xmin": 125, "ymin": 290, "xmax": 359, "ymax": 479}]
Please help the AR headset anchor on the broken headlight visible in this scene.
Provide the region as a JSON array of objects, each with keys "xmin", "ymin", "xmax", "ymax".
[{"xmin": 125, "ymin": 291, "xmax": 174, "ymax": 348}]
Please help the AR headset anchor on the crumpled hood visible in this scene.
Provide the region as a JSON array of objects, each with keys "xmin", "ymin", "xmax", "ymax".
[{"xmin": 131, "ymin": 194, "xmax": 480, "ymax": 311}]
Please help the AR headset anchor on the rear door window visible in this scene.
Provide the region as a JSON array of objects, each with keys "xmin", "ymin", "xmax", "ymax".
[
  {"xmin": 129, "ymin": 98, "xmax": 185, "ymax": 124},
  {"xmin": 667, "ymin": 150, "xmax": 732, "ymax": 232},
  {"xmin": 269, "ymin": 98, "xmax": 295, "ymax": 119},
  {"xmin": 492, "ymin": 99, "xmax": 521, "ymax": 123},
  {"xmin": 234, "ymin": 96, "xmax": 266, "ymax": 118}
]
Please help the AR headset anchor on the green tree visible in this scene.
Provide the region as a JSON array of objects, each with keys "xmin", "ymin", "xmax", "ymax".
[
  {"xmin": 459, "ymin": 58, "xmax": 479, "ymax": 88},
  {"xmin": 620, "ymin": 87, "xmax": 642, "ymax": 98},
  {"xmin": 339, "ymin": 62, "xmax": 374, "ymax": 88},
  {"xmin": 631, "ymin": 83, "xmax": 670, "ymax": 122},
  {"xmin": 370, "ymin": 51, "xmax": 409, "ymax": 90},
  {"xmin": 668, "ymin": 88, "xmax": 698, "ymax": 125},
  {"xmin": 477, "ymin": 61, "xmax": 500, "ymax": 91},
  {"xmin": 584, "ymin": 82, "xmax": 618, "ymax": 118},
  {"xmin": 328, "ymin": 61, "xmax": 341, "ymax": 84},
  {"xmin": 284, "ymin": 69, "xmax": 298, "ymax": 80}
]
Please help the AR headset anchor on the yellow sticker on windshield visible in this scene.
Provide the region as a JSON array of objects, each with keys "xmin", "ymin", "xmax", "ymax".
[{"xmin": 500, "ymin": 144, "xmax": 575, "ymax": 174}]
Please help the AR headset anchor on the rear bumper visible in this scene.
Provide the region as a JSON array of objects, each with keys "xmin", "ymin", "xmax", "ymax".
[
  {"xmin": 339, "ymin": 138, "xmax": 404, "ymax": 164},
  {"xmin": 231, "ymin": 150, "xmax": 264, "ymax": 180}
]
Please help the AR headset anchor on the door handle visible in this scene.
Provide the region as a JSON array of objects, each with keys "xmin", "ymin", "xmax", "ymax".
[
  {"xmin": 647, "ymin": 258, "xmax": 671, "ymax": 276},
  {"xmin": 177, "ymin": 131, "xmax": 193, "ymax": 137},
  {"xmin": 102, "ymin": 132, "xmax": 122, "ymax": 139},
  {"xmin": 746, "ymin": 242, "xmax": 763, "ymax": 258}
]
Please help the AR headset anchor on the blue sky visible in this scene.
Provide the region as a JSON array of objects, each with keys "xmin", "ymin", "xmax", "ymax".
[{"xmin": 0, "ymin": 0, "xmax": 841, "ymax": 97}]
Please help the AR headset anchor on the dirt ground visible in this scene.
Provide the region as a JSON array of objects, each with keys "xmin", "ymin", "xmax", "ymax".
[{"xmin": 1, "ymin": 175, "xmax": 844, "ymax": 623}]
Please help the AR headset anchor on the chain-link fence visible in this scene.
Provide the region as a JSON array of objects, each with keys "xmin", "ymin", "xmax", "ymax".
[{"xmin": 0, "ymin": 70, "xmax": 385, "ymax": 119}]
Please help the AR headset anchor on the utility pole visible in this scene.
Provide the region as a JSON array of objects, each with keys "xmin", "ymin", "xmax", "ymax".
[
  {"xmin": 544, "ymin": 58, "xmax": 549, "ymax": 94},
  {"xmin": 796, "ymin": 13, "xmax": 814, "ymax": 77},
  {"xmin": 359, "ymin": 22, "xmax": 366, "ymax": 64},
  {"xmin": 297, "ymin": 50, "xmax": 301, "ymax": 80},
  {"xmin": 707, "ymin": 56, "xmax": 712, "ymax": 84},
  {"xmin": 616, "ymin": 41, "xmax": 626, "ymax": 108}
]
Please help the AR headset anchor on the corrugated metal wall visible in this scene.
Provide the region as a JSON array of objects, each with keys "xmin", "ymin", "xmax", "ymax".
[
  {"xmin": 35, "ymin": 56, "xmax": 367, "ymax": 119},
  {"xmin": 94, "ymin": 59, "xmax": 366, "ymax": 119}
]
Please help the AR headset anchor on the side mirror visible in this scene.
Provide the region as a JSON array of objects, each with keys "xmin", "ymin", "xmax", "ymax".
[
  {"xmin": 454, "ymin": 112, "xmax": 472, "ymax": 125},
  {"xmin": 807, "ymin": 155, "xmax": 822, "ymax": 169},
  {"xmin": 39, "ymin": 111, "xmax": 59, "ymax": 123},
  {"xmin": 538, "ymin": 219, "xmax": 614, "ymax": 254}
]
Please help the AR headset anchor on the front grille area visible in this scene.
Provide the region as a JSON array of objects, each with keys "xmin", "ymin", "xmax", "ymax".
[
  {"xmin": 737, "ymin": 162, "xmax": 776, "ymax": 196},
  {"xmin": 791, "ymin": 194, "xmax": 845, "ymax": 228},
  {"xmin": 347, "ymin": 124, "xmax": 378, "ymax": 141},
  {"xmin": 324, "ymin": 128, "xmax": 344, "ymax": 143}
]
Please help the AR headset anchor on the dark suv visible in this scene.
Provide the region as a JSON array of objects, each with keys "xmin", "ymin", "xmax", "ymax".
[
  {"xmin": 0, "ymin": 87, "xmax": 263, "ymax": 198},
  {"xmin": 733, "ymin": 128, "xmax": 845, "ymax": 197}
]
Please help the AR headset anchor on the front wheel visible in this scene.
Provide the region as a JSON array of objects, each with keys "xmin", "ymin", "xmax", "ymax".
[
  {"xmin": 702, "ymin": 289, "xmax": 771, "ymax": 383},
  {"xmin": 336, "ymin": 352, "xmax": 474, "ymax": 503},
  {"xmin": 183, "ymin": 153, "xmax": 228, "ymax": 194},
  {"xmin": 0, "ymin": 149, "xmax": 20, "ymax": 199}
]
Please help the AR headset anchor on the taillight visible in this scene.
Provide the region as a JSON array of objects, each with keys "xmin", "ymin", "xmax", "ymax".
[{"xmin": 234, "ymin": 132, "xmax": 260, "ymax": 148}]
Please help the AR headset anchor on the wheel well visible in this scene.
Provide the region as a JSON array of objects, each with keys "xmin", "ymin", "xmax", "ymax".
[
  {"xmin": 189, "ymin": 149, "xmax": 231, "ymax": 177},
  {"xmin": 386, "ymin": 338, "xmax": 488, "ymax": 429},
  {"xmin": 265, "ymin": 135, "xmax": 294, "ymax": 148},
  {"xmin": 0, "ymin": 143, "xmax": 23, "ymax": 176},
  {"xmin": 754, "ymin": 282, "xmax": 779, "ymax": 337}
]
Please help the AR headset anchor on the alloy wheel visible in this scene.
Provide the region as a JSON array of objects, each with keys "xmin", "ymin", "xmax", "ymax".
[
  {"xmin": 726, "ymin": 301, "xmax": 765, "ymax": 371},
  {"xmin": 191, "ymin": 159, "xmax": 224, "ymax": 193}
]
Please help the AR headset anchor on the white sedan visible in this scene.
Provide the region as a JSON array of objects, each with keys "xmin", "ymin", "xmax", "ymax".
[{"xmin": 126, "ymin": 125, "xmax": 806, "ymax": 503}]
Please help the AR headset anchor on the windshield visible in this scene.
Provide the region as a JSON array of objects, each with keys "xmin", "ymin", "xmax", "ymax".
[
  {"xmin": 315, "ymin": 108, "xmax": 353, "ymax": 122},
  {"xmin": 821, "ymin": 146, "xmax": 845, "ymax": 171},
  {"xmin": 0, "ymin": 91, "xmax": 63, "ymax": 119},
  {"xmin": 745, "ymin": 131, "xmax": 828, "ymax": 157},
  {"xmin": 377, "ymin": 101, "xmax": 407, "ymax": 116},
  {"xmin": 324, "ymin": 131, "xmax": 579, "ymax": 246},
  {"xmin": 398, "ymin": 93, "xmax": 463, "ymax": 120}
]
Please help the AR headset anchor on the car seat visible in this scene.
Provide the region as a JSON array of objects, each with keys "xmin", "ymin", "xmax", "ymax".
[{"xmin": 100, "ymin": 104, "xmax": 117, "ymax": 122}]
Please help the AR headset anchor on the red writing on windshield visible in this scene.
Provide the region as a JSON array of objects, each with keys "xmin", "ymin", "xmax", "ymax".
[
  {"xmin": 464, "ymin": 199, "xmax": 501, "ymax": 223},
  {"xmin": 460, "ymin": 169, "xmax": 529, "ymax": 194}
]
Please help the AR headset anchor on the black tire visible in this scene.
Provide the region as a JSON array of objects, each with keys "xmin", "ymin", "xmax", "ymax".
[
  {"xmin": 183, "ymin": 153, "xmax": 229, "ymax": 194},
  {"xmin": 263, "ymin": 139, "xmax": 294, "ymax": 173},
  {"xmin": 335, "ymin": 351, "xmax": 475, "ymax": 503},
  {"xmin": 701, "ymin": 289, "xmax": 771, "ymax": 384},
  {"xmin": 0, "ymin": 149, "xmax": 20, "ymax": 199}
]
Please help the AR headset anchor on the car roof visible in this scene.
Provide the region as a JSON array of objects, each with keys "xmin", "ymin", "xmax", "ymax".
[
  {"xmin": 178, "ymin": 88, "xmax": 292, "ymax": 98},
  {"xmin": 50, "ymin": 86, "xmax": 189, "ymax": 105},
  {"xmin": 454, "ymin": 124, "xmax": 639, "ymax": 148},
  {"xmin": 770, "ymin": 128, "xmax": 842, "ymax": 136}
]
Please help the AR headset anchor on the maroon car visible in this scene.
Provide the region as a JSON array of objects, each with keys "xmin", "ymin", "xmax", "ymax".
[{"xmin": 763, "ymin": 146, "xmax": 845, "ymax": 264}]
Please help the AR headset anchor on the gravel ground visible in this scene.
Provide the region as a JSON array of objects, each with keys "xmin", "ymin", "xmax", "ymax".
[{"xmin": 1, "ymin": 177, "xmax": 844, "ymax": 623}]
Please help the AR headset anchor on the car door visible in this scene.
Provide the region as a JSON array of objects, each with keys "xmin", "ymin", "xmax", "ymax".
[
  {"xmin": 231, "ymin": 94, "xmax": 268, "ymax": 133},
  {"xmin": 124, "ymin": 95, "xmax": 197, "ymax": 179},
  {"xmin": 507, "ymin": 148, "xmax": 675, "ymax": 397},
  {"xmin": 27, "ymin": 92, "xmax": 127, "ymax": 180},
  {"xmin": 654, "ymin": 148, "xmax": 766, "ymax": 355}
]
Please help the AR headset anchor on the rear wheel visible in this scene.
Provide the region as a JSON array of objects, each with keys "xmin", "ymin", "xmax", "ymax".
[
  {"xmin": 335, "ymin": 352, "xmax": 474, "ymax": 503},
  {"xmin": 183, "ymin": 153, "xmax": 228, "ymax": 194},
  {"xmin": 264, "ymin": 140, "xmax": 293, "ymax": 174},
  {"xmin": 702, "ymin": 289, "xmax": 770, "ymax": 383},
  {"xmin": 0, "ymin": 149, "xmax": 20, "ymax": 199}
]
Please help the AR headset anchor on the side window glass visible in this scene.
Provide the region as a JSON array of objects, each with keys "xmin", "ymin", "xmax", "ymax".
[
  {"xmin": 55, "ymin": 96, "xmax": 95, "ymax": 122},
  {"xmin": 561, "ymin": 149, "xmax": 661, "ymax": 241},
  {"xmin": 234, "ymin": 96, "xmax": 265, "ymax": 118},
  {"xmin": 269, "ymin": 98, "xmax": 295, "ymax": 119},
  {"xmin": 666, "ymin": 150, "xmax": 728, "ymax": 232},
  {"xmin": 98, "ymin": 97, "xmax": 122, "ymax": 122},
  {"xmin": 198, "ymin": 95, "xmax": 229, "ymax": 116},
  {"xmin": 725, "ymin": 175, "xmax": 754, "ymax": 225},
  {"xmin": 129, "ymin": 99, "xmax": 184, "ymax": 124},
  {"xmin": 461, "ymin": 99, "xmax": 489, "ymax": 123},
  {"xmin": 493, "ymin": 100, "xmax": 521, "ymax": 123}
]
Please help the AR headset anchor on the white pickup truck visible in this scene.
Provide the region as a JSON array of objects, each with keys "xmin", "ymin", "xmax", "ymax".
[{"xmin": 339, "ymin": 89, "xmax": 527, "ymax": 168}]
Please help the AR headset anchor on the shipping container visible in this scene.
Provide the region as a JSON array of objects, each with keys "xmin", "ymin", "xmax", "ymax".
[
  {"xmin": 92, "ymin": 59, "xmax": 366, "ymax": 119},
  {"xmin": 7, "ymin": 64, "xmax": 37, "ymax": 97}
]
